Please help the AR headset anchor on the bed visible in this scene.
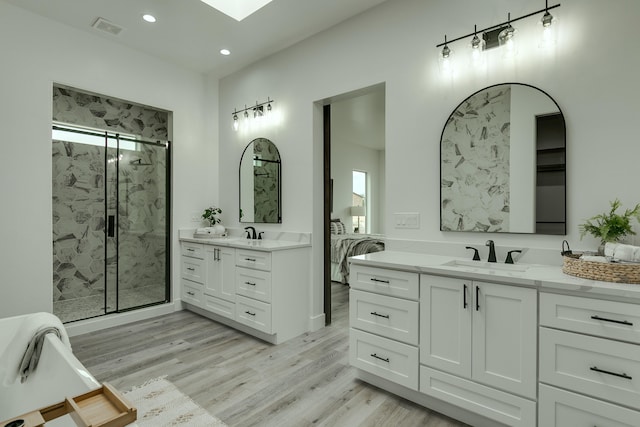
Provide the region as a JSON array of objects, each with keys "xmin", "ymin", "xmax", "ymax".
[{"xmin": 330, "ymin": 220, "xmax": 385, "ymax": 284}]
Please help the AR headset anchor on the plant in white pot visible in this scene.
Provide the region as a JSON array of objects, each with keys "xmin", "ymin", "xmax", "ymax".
[
  {"xmin": 579, "ymin": 199, "xmax": 640, "ymax": 254},
  {"xmin": 202, "ymin": 206, "xmax": 225, "ymax": 235}
]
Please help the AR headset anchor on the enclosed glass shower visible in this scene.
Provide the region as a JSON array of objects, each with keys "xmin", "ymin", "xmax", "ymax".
[{"xmin": 52, "ymin": 124, "xmax": 170, "ymax": 323}]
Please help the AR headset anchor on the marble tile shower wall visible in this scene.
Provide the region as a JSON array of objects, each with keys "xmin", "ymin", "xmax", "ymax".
[
  {"xmin": 52, "ymin": 85, "xmax": 169, "ymax": 141},
  {"xmin": 52, "ymin": 85, "xmax": 168, "ymax": 318},
  {"xmin": 52, "ymin": 140, "xmax": 166, "ymax": 307}
]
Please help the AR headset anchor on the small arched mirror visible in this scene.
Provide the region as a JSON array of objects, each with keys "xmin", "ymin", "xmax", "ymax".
[
  {"xmin": 239, "ymin": 138, "xmax": 282, "ymax": 223},
  {"xmin": 440, "ymin": 83, "xmax": 566, "ymax": 234}
]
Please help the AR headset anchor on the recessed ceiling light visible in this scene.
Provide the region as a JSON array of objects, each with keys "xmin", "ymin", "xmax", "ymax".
[
  {"xmin": 199, "ymin": 0, "xmax": 272, "ymax": 21},
  {"xmin": 142, "ymin": 14, "xmax": 156, "ymax": 23},
  {"xmin": 220, "ymin": 49, "xmax": 231, "ymax": 56}
]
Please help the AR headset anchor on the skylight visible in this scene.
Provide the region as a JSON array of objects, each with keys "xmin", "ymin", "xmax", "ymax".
[{"xmin": 199, "ymin": 0, "xmax": 273, "ymax": 21}]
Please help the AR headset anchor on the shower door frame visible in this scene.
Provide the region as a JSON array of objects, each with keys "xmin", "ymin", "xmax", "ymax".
[{"xmin": 52, "ymin": 124, "xmax": 171, "ymax": 320}]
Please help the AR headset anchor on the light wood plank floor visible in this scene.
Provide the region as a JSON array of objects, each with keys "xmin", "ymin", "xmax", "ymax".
[{"xmin": 71, "ymin": 282, "xmax": 469, "ymax": 427}]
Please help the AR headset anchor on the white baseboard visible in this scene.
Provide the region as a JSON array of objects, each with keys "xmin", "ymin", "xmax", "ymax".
[
  {"xmin": 65, "ymin": 302, "xmax": 177, "ymax": 337},
  {"xmin": 309, "ymin": 313, "xmax": 326, "ymax": 332}
]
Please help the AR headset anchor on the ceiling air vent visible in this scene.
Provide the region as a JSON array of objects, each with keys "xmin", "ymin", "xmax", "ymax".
[{"xmin": 92, "ymin": 17, "xmax": 124, "ymax": 36}]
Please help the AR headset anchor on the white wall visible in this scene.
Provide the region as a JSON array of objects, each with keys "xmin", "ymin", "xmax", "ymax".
[
  {"xmin": 217, "ymin": 0, "xmax": 640, "ymax": 323},
  {"xmin": 0, "ymin": 2, "xmax": 217, "ymax": 317}
]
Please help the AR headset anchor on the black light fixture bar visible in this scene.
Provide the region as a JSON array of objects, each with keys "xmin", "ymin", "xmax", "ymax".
[
  {"xmin": 231, "ymin": 97, "xmax": 274, "ymax": 117},
  {"xmin": 435, "ymin": 3, "xmax": 560, "ymax": 48}
]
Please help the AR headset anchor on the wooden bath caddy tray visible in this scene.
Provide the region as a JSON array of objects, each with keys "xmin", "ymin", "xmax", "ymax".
[{"xmin": 1, "ymin": 383, "xmax": 136, "ymax": 427}]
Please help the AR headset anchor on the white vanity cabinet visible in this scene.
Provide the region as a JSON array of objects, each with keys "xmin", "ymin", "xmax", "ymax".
[
  {"xmin": 348, "ymin": 265, "xmax": 420, "ymax": 390},
  {"xmin": 419, "ymin": 275, "xmax": 537, "ymax": 427},
  {"xmin": 538, "ymin": 292, "xmax": 640, "ymax": 426},
  {"xmin": 181, "ymin": 242, "xmax": 205, "ymax": 307},
  {"xmin": 203, "ymin": 245, "xmax": 236, "ymax": 320},
  {"xmin": 180, "ymin": 239, "xmax": 310, "ymax": 345}
]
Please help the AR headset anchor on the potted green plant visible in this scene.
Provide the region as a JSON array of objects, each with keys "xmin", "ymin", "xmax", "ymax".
[
  {"xmin": 202, "ymin": 206, "xmax": 225, "ymax": 235},
  {"xmin": 579, "ymin": 199, "xmax": 640, "ymax": 254}
]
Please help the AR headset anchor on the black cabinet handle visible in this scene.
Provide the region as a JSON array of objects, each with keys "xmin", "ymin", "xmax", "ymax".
[
  {"xmin": 186, "ymin": 291, "xmax": 195, "ymax": 296},
  {"xmin": 591, "ymin": 315, "xmax": 633, "ymax": 326},
  {"xmin": 245, "ymin": 281, "xmax": 256, "ymax": 286},
  {"xmin": 475, "ymin": 286, "xmax": 480, "ymax": 311},
  {"xmin": 245, "ymin": 311, "xmax": 256, "ymax": 316},
  {"xmin": 370, "ymin": 353, "xmax": 390, "ymax": 363},
  {"xmin": 245, "ymin": 258, "xmax": 257, "ymax": 262},
  {"xmin": 463, "ymin": 284, "xmax": 468, "ymax": 309},
  {"xmin": 186, "ymin": 267, "xmax": 195, "ymax": 271},
  {"xmin": 371, "ymin": 278, "xmax": 390, "ymax": 284},
  {"xmin": 186, "ymin": 248, "xmax": 195, "ymax": 252},
  {"xmin": 370, "ymin": 312, "xmax": 390, "ymax": 319},
  {"xmin": 590, "ymin": 366, "xmax": 632, "ymax": 380}
]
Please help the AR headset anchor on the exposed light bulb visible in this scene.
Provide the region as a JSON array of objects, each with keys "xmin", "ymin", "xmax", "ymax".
[{"xmin": 233, "ymin": 113, "xmax": 239, "ymax": 131}]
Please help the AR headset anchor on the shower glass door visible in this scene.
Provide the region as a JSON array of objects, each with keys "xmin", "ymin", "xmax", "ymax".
[{"xmin": 52, "ymin": 125, "xmax": 169, "ymax": 323}]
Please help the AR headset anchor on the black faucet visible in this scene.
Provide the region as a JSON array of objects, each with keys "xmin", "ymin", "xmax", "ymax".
[
  {"xmin": 505, "ymin": 250, "xmax": 522, "ymax": 264},
  {"xmin": 244, "ymin": 226, "xmax": 257, "ymax": 239},
  {"xmin": 465, "ymin": 246, "xmax": 481, "ymax": 261},
  {"xmin": 486, "ymin": 240, "xmax": 497, "ymax": 263}
]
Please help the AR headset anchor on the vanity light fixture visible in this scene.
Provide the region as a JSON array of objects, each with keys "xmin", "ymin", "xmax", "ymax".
[
  {"xmin": 231, "ymin": 98, "xmax": 274, "ymax": 131},
  {"xmin": 436, "ymin": 2, "xmax": 560, "ymax": 62}
]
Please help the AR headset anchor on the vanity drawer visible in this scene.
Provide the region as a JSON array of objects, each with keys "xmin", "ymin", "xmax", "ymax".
[
  {"xmin": 420, "ymin": 366, "xmax": 535, "ymax": 427},
  {"xmin": 350, "ymin": 289, "xmax": 418, "ymax": 345},
  {"xmin": 236, "ymin": 295, "xmax": 272, "ymax": 334},
  {"xmin": 181, "ymin": 256, "xmax": 205, "ymax": 283},
  {"xmin": 236, "ymin": 249, "xmax": 271, "ymax": 271},
  {"xmin": 236, "ymin": 267, "xmax": 272, "ymax": 303},
  {"xmin": 182, "ymin": 279, "xmax": 203, "ymax": 307},
  {"xmin": 540, "ymin": 293, "xmax": 640, "ymax": 344},
  {"xmin": 349, "ymin": 328, "xmax": 418, "ymax": 390},
  {"xmin": 539, "ymin": 384, "xmax": 640, "ymax": 427},
  {"xmin": 204, "ymin": 294, "xmax": 235, "ymax": 320},
  {"xmin": 539, "ymin": 327, "xmax": 640, "ymax": 410},
  {"xmin": 181, "ymin": 242, "xmax": 204, "ymax": 259},
  {"xmin": 350, "ymin": 265, "xmax": 419, "ymax": 300}
]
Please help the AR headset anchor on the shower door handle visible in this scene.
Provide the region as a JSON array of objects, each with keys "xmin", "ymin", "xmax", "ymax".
[{"xmin": 107, "ymin": 215, "xmax": 115, "ymax": 237}]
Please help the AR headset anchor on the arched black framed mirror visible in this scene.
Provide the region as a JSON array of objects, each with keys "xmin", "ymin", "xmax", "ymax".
[
  {"xmin": 440, "ymin": 83, "xmax": 566, "ymax": 234},
  {"xmin": 239, "ymin": 137, "xmax": 282, "ymax": 223}
]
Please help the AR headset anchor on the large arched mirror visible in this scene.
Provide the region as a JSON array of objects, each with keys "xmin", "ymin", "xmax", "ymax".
[
  {"xmin": 440, "ymin": 83, "xmax": 566, "ymax": 234},
  {"xmin": 239, "ymin": 138, "xmax": 282, "ymax": 223}
]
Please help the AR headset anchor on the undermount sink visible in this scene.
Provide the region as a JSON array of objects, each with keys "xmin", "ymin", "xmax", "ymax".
[{"xmin": 442, "ymin": 259, "xmax": 530, "ymax": 272}]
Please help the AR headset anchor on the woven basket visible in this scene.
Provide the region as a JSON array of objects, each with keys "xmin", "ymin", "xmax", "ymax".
[{"xmin": 563, "ymin": 254, "xmax": 640, "ymax": 284}]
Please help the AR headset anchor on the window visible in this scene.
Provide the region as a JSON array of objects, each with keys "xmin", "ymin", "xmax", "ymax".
[{"xmin": 352, "ymin": 170, "xmax": 367, "ymax": 233}]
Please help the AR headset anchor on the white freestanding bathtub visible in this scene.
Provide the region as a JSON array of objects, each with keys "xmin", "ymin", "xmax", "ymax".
[{"xmin": 0, "ymin": 313, "xmax": 101, "ymax": 423}]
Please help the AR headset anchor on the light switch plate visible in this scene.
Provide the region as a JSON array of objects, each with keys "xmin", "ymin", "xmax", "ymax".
[{"xmin": 394, "ymin": 212, "xmax": 420, "ymax": 229}]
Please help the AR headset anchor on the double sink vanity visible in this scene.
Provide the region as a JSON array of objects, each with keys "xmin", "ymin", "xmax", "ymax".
[{"xmin": 348, "ymin": 250, "xmax": 640, "ymax": 427}]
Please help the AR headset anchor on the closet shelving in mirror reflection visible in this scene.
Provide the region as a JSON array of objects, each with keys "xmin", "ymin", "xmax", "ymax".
[
  {"xmin": 437, "ymin": 1, "xmax": 560, "ymax": 73},
  {"xmin": 232, "ymin": 98, "xmax": 274, "ymax": 131}
]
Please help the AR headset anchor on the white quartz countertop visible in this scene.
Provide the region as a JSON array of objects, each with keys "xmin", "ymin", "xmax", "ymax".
[
  {"xmin": 350, "ymin": 251, "xmax": 640, "ymax": 301},
  {"xmin": 180, "ymin": 236, "xmax": 311, "ymax": 251}
]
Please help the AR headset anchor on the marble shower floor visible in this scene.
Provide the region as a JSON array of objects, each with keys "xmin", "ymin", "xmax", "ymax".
[{"xmin": 54, "ymin": 285, "xmax": 166, "ymax": 323}]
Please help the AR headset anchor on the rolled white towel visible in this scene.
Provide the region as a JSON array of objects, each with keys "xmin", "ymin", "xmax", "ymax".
[
  {"xmin": 613, "ymin": 244, "xmax": 636, "ymax": 262},
  {"xmin": 580, "ymin": 255, "xmax": 609, "ymax": 263},
  {"xmin": 604, "ymin": 242, "xmax": 619, "ymax": 257},
  {"xmin": 0, "ymin": 312, "xmax": 69, "ymax": 386}
]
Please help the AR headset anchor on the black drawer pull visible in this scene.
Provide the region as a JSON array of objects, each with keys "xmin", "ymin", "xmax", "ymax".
[
  {"xmin": 186, "ymin": 248, "xmax": 195, "ymax": 252},
  {"xmin": 591, "ymin": 315, "xmax": 633, "ymax": 326},
  {"xmin": 370, "ymin": 312, "xmax": 390, "ymax": 319},
  {"xmin": 370, "ymin": 353, "xmax": 389, "ymax": 363},
  {"xmin": 475, "ymin": 285, "xmax": 480, "ymax": 311},
  {"xmin": 370, "ymin": 278, "xmax": 390, "ymax": 284},
  {"xmin": 590, "ymin": 366, "xmax": 632, "ymax": 380},
  {"xmin": 186, "ymin": 291, "xmax": 195, "ymax": 296},
  {"xmin": 186, "ymin": 267, "xmax": 195, "ymax": 271},
  {"xmin": 245, "ymin": 281, "xmax": 256, "ymax": 286},
  {"xmin": 245, "ymin": 258, "xmax": 257, "ymax": 262},
  {"xmin": 245, "ymin": 310, "xmax": 256, "ymax": 316}
]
